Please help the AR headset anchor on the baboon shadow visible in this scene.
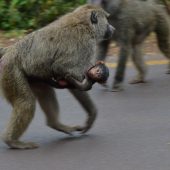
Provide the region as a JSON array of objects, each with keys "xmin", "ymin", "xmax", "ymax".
[{"xmin": 44, "ymin": 134, "xmax": 98, "ymax": 150}]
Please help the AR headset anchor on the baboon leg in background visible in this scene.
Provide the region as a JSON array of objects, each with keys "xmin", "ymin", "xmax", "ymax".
[
  {"xmin": 97, "ymin": 39, "xmax": 111, "ymax": 61},
  {"xmin": 167, "ymin": 62, "xmax": 170, "ymax": 74},
  {"xmin": 31, "ymin": 83, "xmax": 84, "ymax": 135},
  {"xmin": 69, "ymin": 89, "xmax": 97, "ymax": 133},
  {"xmin": 112, "ymin": 44, "xmax": 132, "ymax": 91},
  {"xmin": 129, "ymin": 44, "xmax": 147, "ymax": 84},
  {"xmin": 155, "ymin": 14, "xmax": 170, "ymax": 74}
]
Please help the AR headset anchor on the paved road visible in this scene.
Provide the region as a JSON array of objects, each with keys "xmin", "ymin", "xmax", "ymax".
[{"xmin": 0, "ymin": 60, "xmax": 170, "ymax": 170}]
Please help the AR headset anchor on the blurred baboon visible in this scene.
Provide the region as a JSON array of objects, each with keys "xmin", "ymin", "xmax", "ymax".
[
  {"xmin": 0, "ymin": 4, "xmax": 114, "ymax": 149},
  {"xmin": 88, "ymin": 0, "xmax": 170, "ymax": 91}
]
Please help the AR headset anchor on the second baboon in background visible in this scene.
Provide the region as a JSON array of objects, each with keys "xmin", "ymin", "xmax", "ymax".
[{"xmin": 88, "ymin": 0, "xmax": 170, "ymax": 91}]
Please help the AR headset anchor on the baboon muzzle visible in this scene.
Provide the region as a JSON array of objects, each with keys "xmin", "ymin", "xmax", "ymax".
[{"xmin": 104, "ymin": 24, "xmax": 115, "ymax": 40}]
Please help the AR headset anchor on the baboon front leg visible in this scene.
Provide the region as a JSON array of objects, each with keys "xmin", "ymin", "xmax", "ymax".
[
  {"xmin": 31, "ymin": 83, "xmax": 83, "ymax": 135},
  {"xmin": 69, "ymin": 89, "xmax": 97, "ymax": 133},
  {"xmin": 2, "ymin": 67, "xmax": 37, "ymax": 149},
  {"xmin": 112, "ymin": 45, "xmax": 132, "ymax": 91},
  {"xmin": 129, "ymin": 44, "xmax": 147, "ymax": 84}
]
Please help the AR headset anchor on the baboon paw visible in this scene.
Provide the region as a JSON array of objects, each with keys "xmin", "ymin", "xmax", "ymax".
[
  {"xmin": 56, "ymin": 128, "xmax": 73, "ymax": 135},
  {"xmin": 110, "ymin": 87, "xmax": 124, "ymax": 92},
  {"xmin": 111, "ymin": 84, "xmax": 124, "ymax": 92},
  {"xmin": 81, "ymin": 113, "xmax": 97, "ymax": 134},
  {"xmin": 72, "ymin": 126, "xmax": 85, "ymax": 132},
  {"xmin": 129, "ymin": 79, "xmax": 146, "ymax": 84},
  {"xmin": 7, "ymin": 141, "xmax": 39, "ymax": 149},
  {"xmin": 80, "ymin": 123, "xmax": 94, "ymax": 134},
  {"xmin": 81, "ymin": 127, "xmax": 90, "ymax": 134},
  {"xmin": 54, "ymin": 125, "xmax": 84, "ymax": 135}
]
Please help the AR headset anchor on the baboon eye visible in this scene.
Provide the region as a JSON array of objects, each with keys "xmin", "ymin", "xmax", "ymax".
[{"xmin": 91, "ymin": 11, "xmax": 98, "ymax": 24}]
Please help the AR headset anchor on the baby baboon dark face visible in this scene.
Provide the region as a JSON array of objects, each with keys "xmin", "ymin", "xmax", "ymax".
[{"xmin": 87, "ymin": 63, "xmax": 109, "ymax": 83}]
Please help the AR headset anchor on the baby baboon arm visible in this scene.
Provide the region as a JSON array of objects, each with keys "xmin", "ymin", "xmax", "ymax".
[{"xmin": 65, "ymin": 74, "xmax": 94, "ymax": 91}]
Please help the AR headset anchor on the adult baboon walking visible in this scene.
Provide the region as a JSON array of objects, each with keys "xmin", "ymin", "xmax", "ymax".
[
  {"xmin": 0, "ymin": 4, "xmax": 114, "ymax": 149},
  {"xmin": 88, "ymin": 0, "xmax": 170, "ymax": 91}
]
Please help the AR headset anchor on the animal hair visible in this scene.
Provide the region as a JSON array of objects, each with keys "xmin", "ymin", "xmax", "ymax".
[
  {"xmin": 0, "ymin": 4, "xmax": 113, "ymax": 149},
  {"xmin": 88, "ymin": 0, "xmax": 170, "ymax": 91}
]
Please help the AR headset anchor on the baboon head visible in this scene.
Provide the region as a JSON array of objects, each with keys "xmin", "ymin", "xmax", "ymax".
[{"xmin": 74, "ymin": 4, "xmax": 115, "ymax": 42}]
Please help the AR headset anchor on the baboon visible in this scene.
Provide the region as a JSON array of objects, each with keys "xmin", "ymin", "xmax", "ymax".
[
  {"xmin": 88, "ymin": 0, "xmax": 170, "ymax": 91},
  {"xmin": 0, "ymin": 4, "xmax": 114, "ymax": 149}
]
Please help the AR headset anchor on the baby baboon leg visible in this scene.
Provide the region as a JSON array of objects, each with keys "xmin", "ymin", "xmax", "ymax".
[
  {"xmin": 69, "ymin": 89, "xmax": 97, "ymax": 133},
  {"xmin": 130, "ymin": 44, "xmax": 147, "ymax": 84},
  {"xmin": 31, "ymin": 83, "xmax": 83, "ymax": 135},
  {"xmin": 2, "ymin": 67, "xmax": 37, "ymax": 149}
]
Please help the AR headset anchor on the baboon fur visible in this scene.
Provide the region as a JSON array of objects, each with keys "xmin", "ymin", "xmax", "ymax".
[
  {"xmin": 88, "ymin": 0, "xmax": 170, "ymax": 91},
  {"xmin": 0, "ymin": 4, "xmax": 113, "ymax": 149}
]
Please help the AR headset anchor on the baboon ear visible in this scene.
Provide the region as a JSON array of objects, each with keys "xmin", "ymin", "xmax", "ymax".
[{"xmin": 91, "ymin": 11, "xmax": 98, "ymax": 24}]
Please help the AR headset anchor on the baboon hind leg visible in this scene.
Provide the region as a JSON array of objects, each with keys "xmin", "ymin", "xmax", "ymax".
[
  {"xmin": 129, "ymin": 44, "xmax": 147, "ymax": 84},
  {"xmin": 31, "ymin": 83, "xmax": 84, "ymax": 135},
  {"xmin": 2, "ymin": 66, "xmax": 37, "ymax": 149}
]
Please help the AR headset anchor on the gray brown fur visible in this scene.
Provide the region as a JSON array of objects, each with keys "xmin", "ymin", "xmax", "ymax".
[
  {"xmin": 88, "ymin": 0, "xmax": 170, "ymax": 91},
  {"xmin": 0, "ymin": 4, "xmax": 113, "ymax": 149}
]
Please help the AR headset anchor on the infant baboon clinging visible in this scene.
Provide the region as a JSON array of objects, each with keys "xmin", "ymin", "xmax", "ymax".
[
  {"xmin": 0, "ymin": 4, "xmax": 114, "ymax": 149},
  {"xmin": 88, "ymin": 0, "xmax": 170, "ymax": 91},
  {"xmin": 29, "ymin": 61, "xmax": 110, "ymax": 90}
]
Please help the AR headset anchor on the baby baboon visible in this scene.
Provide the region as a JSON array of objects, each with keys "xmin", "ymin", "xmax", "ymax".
[
  {"xmin": 0, "ymin": 4, "xmax": 114, "ymax": 149},
  {"xmin": 68, "ymin": 61, "xmax": 109, "ymax": 89},
  {"xmin": 32, "ymin": 61, "xmax": 109, "ymax": 90},
  {"xmin": 88, "ymin": 0, "xmax": 170, "ymax": 91},
  {"xmin": 61, "ymin": 61, "xmax": 109, "ymax": 90}
]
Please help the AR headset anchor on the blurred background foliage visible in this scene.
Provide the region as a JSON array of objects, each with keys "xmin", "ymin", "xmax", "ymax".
[
  {"xmin": 0, "ymin": 0, "xmax": 169, "ymax": 31},
  {"xmin": 0, "ymin": 0, "xmax": 86, "ymax": 31}
]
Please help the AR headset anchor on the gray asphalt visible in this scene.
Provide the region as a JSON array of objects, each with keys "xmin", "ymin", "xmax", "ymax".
[{"xmin": 0, "ymin": 64, "xmax": 170, "ymax": 170}]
